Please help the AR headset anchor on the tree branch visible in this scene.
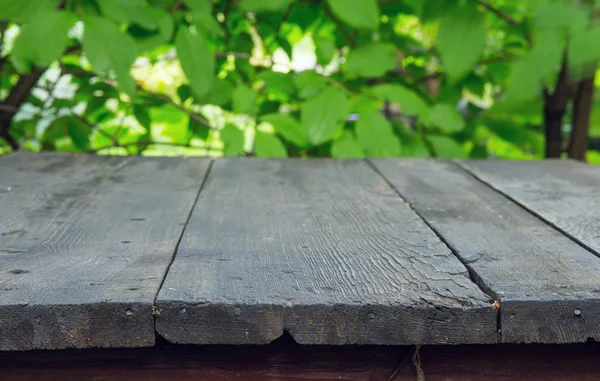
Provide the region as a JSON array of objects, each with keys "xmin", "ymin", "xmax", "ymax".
[
  {"xmin": 92, "ymin": 139, "xmax": 216, "ymax": 154},
  {"xmin": 141, "ymin": 88, "xmax": 214, "ymax": 129},
  {"xmin": 0, "ymin": 70, "xmax": 43, "ymax": 150},
  {"xmin": 476, "ymin": 1, "xmax": 519, "ymax": 25}
]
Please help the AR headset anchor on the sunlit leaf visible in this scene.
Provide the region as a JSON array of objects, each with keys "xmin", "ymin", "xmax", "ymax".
[
  {"xmin": 11, "ymin": 10, "xmax": 73, "ymax": 72},
  {"xmin": 0, "ymin": 0, "xmax": 57, "ymax": 23},
  {"xmin": 232, "ymin": 84, "xmax": 258, "ymax": 116},
  {"xmin": 255, "ymin": 131, "xmax": 288, "ymax": 157},
  {"xmin": 301, "ymin": 86, "xmax": 348, "ymax": 145},
  {"xmin": 355, "ymin": 110, "xmax": 401, "ymax": 156},
  {"xmin": 437, "ymin": 4, "xmax": 486, "ymax": 82},
  {"xmin": 176, "ymin": 26, "xmax": 215, "ymax": 100},
  {"xmin": 83, "ymin": 15, "xmax": 137, "ymax": 96},
  {"xmin": 314, "ymin": 36, "xmax": 335, "ymax": 66},
  {"xmin": 427, "ymin": 135, "xmax": 466, "ymax": 158},
  {"xmin": 326, "ymin": 0, "xmax": 379, "ymax": 30},
  {"xmin": 261, "ymin": 113, "xmax": 307, "ymax": 147},
  {"xmin": 428, "ymin": 104, "xmax": 465, "ymax": 133},
  {"xmin": 344, "ymin": 43, "xmax": 396, "ymax": 79},
  {"xmin": 331, "ymin": 131, "xmax": 365, "ymax": 158},
  {"xmin": 220, "ymin": 124, "xmax": 245, "ymax": 156},
  {"xmin": 568, "ymin": 27, "xmax": 600, "ymax": 81}
]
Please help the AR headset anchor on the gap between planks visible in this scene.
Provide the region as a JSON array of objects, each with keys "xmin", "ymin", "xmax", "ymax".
[
  {"xmin": 151, "ymin": 160, "xmax": 215, "ymax": 324},
  {"xmin": 455, "ymin": 159, "xmax": 600, "ymax": 261},
  {"xmin": 365, "ymin": 159, "xmax": 502, "ymax": 342}
]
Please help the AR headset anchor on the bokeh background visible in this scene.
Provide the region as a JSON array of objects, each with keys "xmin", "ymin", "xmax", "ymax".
[{"xmin": 1, "ymin": 0, "xmax": 599, "ymax": 162}]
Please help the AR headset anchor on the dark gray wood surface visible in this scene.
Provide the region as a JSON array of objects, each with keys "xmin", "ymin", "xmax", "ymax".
[
  {"xmin": 0, "ymin": 152, "xmax": 210, "ymax": 350},
  {"xmin": 156, "ymin": 159, "xmax": 496, "ymax": 345},
  {"xmin": 371, "ymin": 159, "xmax": 600, "ymax": 343},
  {"xmin": 459, "ymin": 159, "xmax": 600, "ymax": 258}
]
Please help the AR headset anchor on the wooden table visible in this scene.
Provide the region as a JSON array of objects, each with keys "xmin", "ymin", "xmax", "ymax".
[{"xmin": 1, "ymin": 152, "xmax": 599, "ymax": 352}]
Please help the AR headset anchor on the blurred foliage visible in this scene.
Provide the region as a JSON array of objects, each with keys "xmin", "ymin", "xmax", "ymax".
[{"xmin": 1, "ymin": 0, "xmax": 600, "ymax": 162}]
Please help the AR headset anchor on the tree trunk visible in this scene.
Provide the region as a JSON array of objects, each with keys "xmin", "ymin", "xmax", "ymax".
[
  {"xmin": 543, "ymin": 61, "xmax": 573, "ymax": 158},
  {"xmin": 568, "ymin": 74, "xmax": 595, "ymax": 161}
]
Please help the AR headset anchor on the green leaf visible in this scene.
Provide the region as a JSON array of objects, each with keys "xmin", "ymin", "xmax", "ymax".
[
  {"xmin": 301, "ymin": 86, "xmax": 348, "ymax": 145},
  {"xmin": 535, "ymin": 1, "xmax": 588, "ymax": 32},
  {"xmin": 220, "ymin": 124, "xmax": 245, "ymax": 156},
  {"xmin": 178, "ymin": 84, "xmax": 193, "ymax": 103},
  {"xmin": 437, "ymin": 4, "xmax": 486, "ymax": 82},
  {"xmin": 428, "ymin": 104, "xmax": 465, "ymax": 133},
  {"xmin": 176, "ymin": 26, "xmax": 215, "ymax": 100},
  {"xmin": 344, "ymin": 43, "xmax": 396, "ymax": 79},
  {"xmin": 189, "ymin": 119, "xmax": 210, "ymax": 140},
  {"xmin": 83, "ymin": 15, "xmax": 137, "ymax": 97},
  {"xmin": 348, "ymin": 94, "xmax": 382, "ymax": 114},
  {"xmin": 587, "ymin": 150, "xmax": 600, "ymax": 164},
  {"xmin": 427, "ymin": 135, "xmax": 466, "ymax": 158},
  {"xmin": 0, "ymin": 0, "xmax": 57, "ymax": 23},
  {"xmin": 504, "ymin": 31, "xmax": 563, "ymax": 104},
  {"xmin": 331, "ymin": 131, "xmax": 365, "ymax": 158},
  {"xmin": 355, "ymin": 110, "xmax": 401, "ymax": 157},
  {"xmin": 401, "ymin": 136, "xmax": 430, "ymax": 157},
  {"xmin": 67, "ymin": 116, "xmax": 92, "ymax": 150},
  {"xmin": 261, "ymin": 113, "xmax": 307, "ymax": 147},
  {"xmin": 419, "ymin": 0, "xmax": 456, "ymax": 23},
  {"xmin": 240, "ymin": 0, "xmax": 292, "ymax": 12},
  {"xmin": 483, "ymin": 118, "xmax": 543, "ymax": 154},
  {"xmin": 134, "ymin": 105, "xmax": 151, "ymax": 130},
  {"xmin": 11, "ymin": 10, "xmax": 73, "ymax": 72},
  {"xmin": 258, "ymin": 71, "xmax": 295, "ymax": 99},
  {"xmin": 462, "ymin": 73, "xmax": 485, "ymax": 96},
  {"xmin": 232, "ymin": 84, "xmax": 258, "ymax": 116},
  {"xmin": 149, "ymin": 104, "xmax": 189, "ymax": 144},
  {"xmin": 97, "ymin": 0, "xmax": 157, "ymax": 29},
  {"xmin": 568, "ymin": 27, "xmax": 600, "ymax": 81},
  {"xmin": 186, "ymin": 0, "xmax": 224, "ymax": 37},
  {"xmin": 326, "ymin": 0, "xmax": 379, "ymax": 30},
  {"xmin": 255, "ymin": 131, "xmax": 288, "ymax": 157},
  {"xmin": 293, "ymin": 70, "xmax": 327, "ymax": 99},
  {"xmin": 371, "ymin": 84, "xmax": 429, "ymax": 121},
  {"xmin": 314, "ymin": 36, "xmax": 335, "ymax": 66},
  {"xmin": 131, "ymin": 8, "xmax": 174, "ymax": 52},
  {"xmin": 202, "ymin": 78, "xmax": 233, "ymax": 106},
  {"xmin": 183, "ymin": 0, "xmax": 210, "ymax": 9}
]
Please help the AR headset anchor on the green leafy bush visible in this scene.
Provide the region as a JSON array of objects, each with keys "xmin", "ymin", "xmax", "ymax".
[{"xmin": 0, "ymin": 0, "xmax": 599, "ymax": 161}]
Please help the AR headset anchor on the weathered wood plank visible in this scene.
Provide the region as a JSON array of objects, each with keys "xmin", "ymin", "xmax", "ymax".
[
  {"xmin": 458, "ymin": 159, "xmax": 600, "ymax": 257},
  {"xmin": 0, "ymin": 152, "xmax": 210, "ymax": 350},
  {"xmin": 371, "ymin": 159, "xmax": 600, "ymax": 343},
  {"xmin": 156, "ymin": 158, "xmax": 496, "ymax": 345}
]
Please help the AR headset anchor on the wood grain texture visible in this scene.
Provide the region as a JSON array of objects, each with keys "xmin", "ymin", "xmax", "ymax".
[
  {"xmin": 0, "ymin": 152, "xmax": 210, "ymax": 350},
  {"xmin": 156, "ymin": 158, "xmax": 496, "ymax": 345},
  {"xmin": 2, "ymin": 342, "xmax": 600, "ymax": 381},
  {"xmin": 371, "ymin": 159, "xmax": 600, "ymax": 343},
  {"xmin": 458, "ymin": 159, "xmax": 600, "ymax": 257}
]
